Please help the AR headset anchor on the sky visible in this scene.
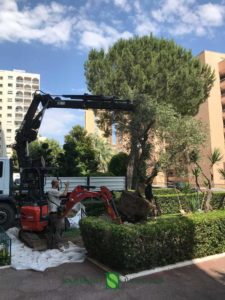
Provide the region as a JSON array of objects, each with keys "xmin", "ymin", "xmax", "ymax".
[{"xmin": 1, "ymin": 0, "xmax": 225, "ymax": 144}]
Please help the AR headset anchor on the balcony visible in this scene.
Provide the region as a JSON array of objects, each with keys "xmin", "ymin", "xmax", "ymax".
[
  {"xmin": 24, "ymin": 99, "xmax": 31, "ymax": 105},
  {"xmin": 24, "ymin": 84, "xmax": 31, "ymax": 90},
  {"xmin": 16, "ymin": 92, "xmax": 23, "ymax": 98},
  {"xmin": 32, "ymin": 85, "xmax": 39, "ymax": 90},
  {"xmin": 15, "ymin": 121, "xmax": 22, "ymax": 126},
  {"xmin": 15, "ymin": 113, "xmax": 23, "ymax": 120},
  {"xmin": 15, "ymin": 98, "xmax": 23, "ymax": 103},
  {"xmin": 16, "ymin": 84, "xmax": 23, "ymax": 90},
  {"xmin": 15, "ymin": 106, "xmax": 23, "ymax": 113},
  {"xmin": 16, "ymin": 76, "xmax": 23, "ymax": 82},
  {"xmin": 32, "ymin": 78, "xmax": 39, "ymax": 84},
  {"xmin": 24, "ymin": 92, "xmax": 31, "ymax": 97}
]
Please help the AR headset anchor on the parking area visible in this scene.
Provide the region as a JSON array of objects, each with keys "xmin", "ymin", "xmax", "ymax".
[{"xmin": 0, "ymin": 256, "xmax": 225, "ymax": 300}]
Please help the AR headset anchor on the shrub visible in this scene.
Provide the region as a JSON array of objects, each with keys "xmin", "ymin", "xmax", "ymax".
[
  {"xmin": 83, "ymin": 191, "xmax": 225, "ymax": 216},
  {"xmin": 108, "ymin": 152, "xmax": 129, "ymax": 176},
  {"xmin": 156, "ymin": 192, "xmax": 225, "ymax": 214},
  {"xmin": 81, "ymin": 198, "xmax": 106, "ymax": 216},
  {"xmin": 153, "ymin": 188, "xmax": 179, "ymax": 195},
  {"xmin": 80, "ymin": 211, "xmax": 225, "ymax": 272}
]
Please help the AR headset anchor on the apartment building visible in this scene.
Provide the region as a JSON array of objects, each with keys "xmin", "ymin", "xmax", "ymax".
[
  {"xmin": 0, "ymin": 70, "xmax": 40, "ymax": 157},
  {"xmin": 196, "ymin": 50, "xmax": 225, "ymax": 187},
  {"xmin": 85, "ymin": 110, "xmax": 116, "ymax": 146},
  {"xmin": 85, "ymin": 50, "xmax": 225, "ymax": 187}
]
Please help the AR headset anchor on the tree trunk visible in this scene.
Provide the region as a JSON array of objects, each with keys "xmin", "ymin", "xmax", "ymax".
[
  {"xmin": 203, "ymin": 189, "xmax": 213, "ymax": 212},
  {"xmin": 126, "ymin": 141, "xmax": 140, "ymax": 190}
]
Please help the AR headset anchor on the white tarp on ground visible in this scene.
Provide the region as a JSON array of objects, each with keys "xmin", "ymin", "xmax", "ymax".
[{"xmin": 6, "ymin": 228, "xmax": 86, "ymax": 272}]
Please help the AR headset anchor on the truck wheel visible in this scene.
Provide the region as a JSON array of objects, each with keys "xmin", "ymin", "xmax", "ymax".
[{"xmin": 0, "ymin": 203, "xmax": 15, "ymax": 230}]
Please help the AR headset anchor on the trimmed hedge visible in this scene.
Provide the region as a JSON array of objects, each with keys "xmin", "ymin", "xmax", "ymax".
[{"xmin": 80, "ymin": 211, "xmax": 225, "ymax": 272}]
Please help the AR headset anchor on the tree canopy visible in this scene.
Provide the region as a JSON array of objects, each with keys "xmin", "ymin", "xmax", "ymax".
[
  {"xmin": 29, "ymin": 138, "xmax": 63, "ymax": 168},
  {"xmin": 58, "ymin": 125, "xmax": 99, "ymax": 176},
  {"xmin": 85, "ymin": 35, "xmax": 214, "ymax": 188}
]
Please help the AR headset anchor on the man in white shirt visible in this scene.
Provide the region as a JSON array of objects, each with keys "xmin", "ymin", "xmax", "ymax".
[{"xmin": 47, "ymin": 179, "xmax": 69, "ymax": 249}]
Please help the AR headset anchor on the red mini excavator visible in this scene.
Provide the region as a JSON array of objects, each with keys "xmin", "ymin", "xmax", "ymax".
[{"xmin": 13, "ymin": 91, "xmax": 133, "ymax": 248}]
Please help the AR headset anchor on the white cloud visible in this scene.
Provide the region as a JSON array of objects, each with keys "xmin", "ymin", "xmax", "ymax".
[
  {"xmin": 197, "ymin": 3, "xmax": 225, "ymax": 26},
  {"xmin": 151, "ymin": 0, "xmax": 225, "ymax": 37},
  {"xmin": 0, "ymin": 0, "xmax": 75, "ymax": 46},
  {"xmin": 76, "ymin": 20, "xmax": 133, "ymax": 50},
  {"xmin": 114, "ymin": 0, "xmax": 131, "ymax": 12},
  {"xmin": 1, "ymin": 0, "xmax": 225, "ymax": 49},
  {"xmin": 39, "ymin": 109, "xmax": 84, "ymax": 143}
]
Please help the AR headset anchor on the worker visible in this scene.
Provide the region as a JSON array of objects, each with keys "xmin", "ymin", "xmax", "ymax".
[
  {"xmin": 145, "ymin": 177, "xmax": 162, "ymax": 217},
  {"xmin": 145, "ymin": 177, "xmax": 154, "ymax": 202},
  {"xmin": 47, "ymin": 179, "xmax": 69, "ymax": 249}
]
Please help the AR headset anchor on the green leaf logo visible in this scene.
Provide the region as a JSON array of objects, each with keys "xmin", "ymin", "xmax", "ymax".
[{"xmin": 106, "ymin": 272, "xmax": 120, "ymax": 289}]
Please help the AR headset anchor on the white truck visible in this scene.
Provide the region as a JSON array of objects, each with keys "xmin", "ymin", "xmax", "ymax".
[{"xmin": 0, "ymin": 158, "xmax": 17, "ymax": 229}]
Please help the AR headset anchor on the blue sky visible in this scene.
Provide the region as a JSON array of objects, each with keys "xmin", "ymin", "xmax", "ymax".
[{"xmin": 1, "ymin": 0, "xmax": 225, "ymax": 144}]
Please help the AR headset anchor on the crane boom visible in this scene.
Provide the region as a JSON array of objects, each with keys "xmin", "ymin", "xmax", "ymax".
[{"xmin": 14, "ymin": 92, "xmax": 133, "ymax": 169}]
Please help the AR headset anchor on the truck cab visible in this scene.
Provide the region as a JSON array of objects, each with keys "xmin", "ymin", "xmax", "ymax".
[{"xmin": 0, "ymin": 157, "xmax": 16, "ymax": 229}]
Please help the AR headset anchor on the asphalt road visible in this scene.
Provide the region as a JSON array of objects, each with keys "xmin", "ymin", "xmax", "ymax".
[{"xmin": 0, "ymin": 257, "xmax": 225, "ymax": 300}]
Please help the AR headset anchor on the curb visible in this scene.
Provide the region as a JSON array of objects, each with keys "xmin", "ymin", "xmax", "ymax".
[
  {"xmin": 87, "ymin": 252, "xmax": 225, "ymax": 282},
  {"xmin": 0, "ymin": 265, "xmax": 11, "ymax": 270}
]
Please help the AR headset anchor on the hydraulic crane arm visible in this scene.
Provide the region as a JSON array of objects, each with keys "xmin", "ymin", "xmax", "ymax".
[{"xmin": 14, "ymin": 92, "xmax": 134, "ymax": 168}]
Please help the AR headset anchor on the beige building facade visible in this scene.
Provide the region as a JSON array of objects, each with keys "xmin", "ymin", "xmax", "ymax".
[
  {"xmin": 0, "ymin": 69, "xmax": 40, "ymax": 157},
  {"xmin": 85, "ymin": 50, "xmax": 225, "ymax": 187},
  {"xmin": 196, "ymin": 51, "xmax": 225, "ymax": 187}
]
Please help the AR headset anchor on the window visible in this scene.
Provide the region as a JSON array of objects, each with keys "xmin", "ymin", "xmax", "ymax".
[
  {"xmin": 7, "ymin": 129, "xmax": 12, "ymax": 133},
  {"xmin": 7, "ymin": 106, "xmax": 12, "ymax": 109},
  {"xmin": 0, "ymin": 161, "xmax": 3, "ymax": 177},
  {"xmin": 7, "ymin": 114, "xmax": 12, "ymax": 117},
  {"xmin": 8, "ymin": 83, "xmax": 13, "ymax": 87},
  {"xmin": 0, "ymin": 76, "xmax": 3, "ymax": 80},
  {"xmin": 0, "ymin": 107, "xmax": 2, "ymax": 110},
  {"xmin": 7, "ymin": 98, "xmax": 12, "ymax": 102},
  {"xmin": 8, "ymin": 91, "xmax": 13, "ymax": 95},
  {"xmin": 112, "ymin": 125, "xmax": 117, "ymax": 145},
  {"xmin": 0, "ymin": 84, "xmax": 3, "ymax": 87},
  {"xmin": 0, "ymin": 114, "xmax": 2, "ymax": 118},
  {"xmin": 8, "ymin": 76, "xmax": 13, "ymax": 80},
  {"xmin": 0, "ymin": 99, "xmax": 2, "ymax": 102},
  {"xmin": 0, "ymin": 92, "xmax": 2, "ymax": 95}
]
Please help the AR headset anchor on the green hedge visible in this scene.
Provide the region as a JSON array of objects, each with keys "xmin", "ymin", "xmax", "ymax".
[
  {"xmin": 156, "ymin": 192, "xmax": 225, "ymax": 214},
  {"xmin": 153, "ymin": 188, "xmax": 179, "ymax": 195},
  {"xmin": 82, "ymin": 191, "xmax": 225, "ymax": 217},
  {"xmin": 81, "ymin": 198, "xmax": 105, "ymax": 216},
  {"xmin": 80, "ymin": 211, "xmax": 225, "ymax": 272}
]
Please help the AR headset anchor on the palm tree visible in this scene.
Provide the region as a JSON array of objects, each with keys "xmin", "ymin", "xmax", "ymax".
[
  {"xmin": 90, "ymin": 134, "xmax": 115, "ymax": 172},
  {"xmin": 190, "ymin": 148, "xmax": 223, "ymax": 211}
]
